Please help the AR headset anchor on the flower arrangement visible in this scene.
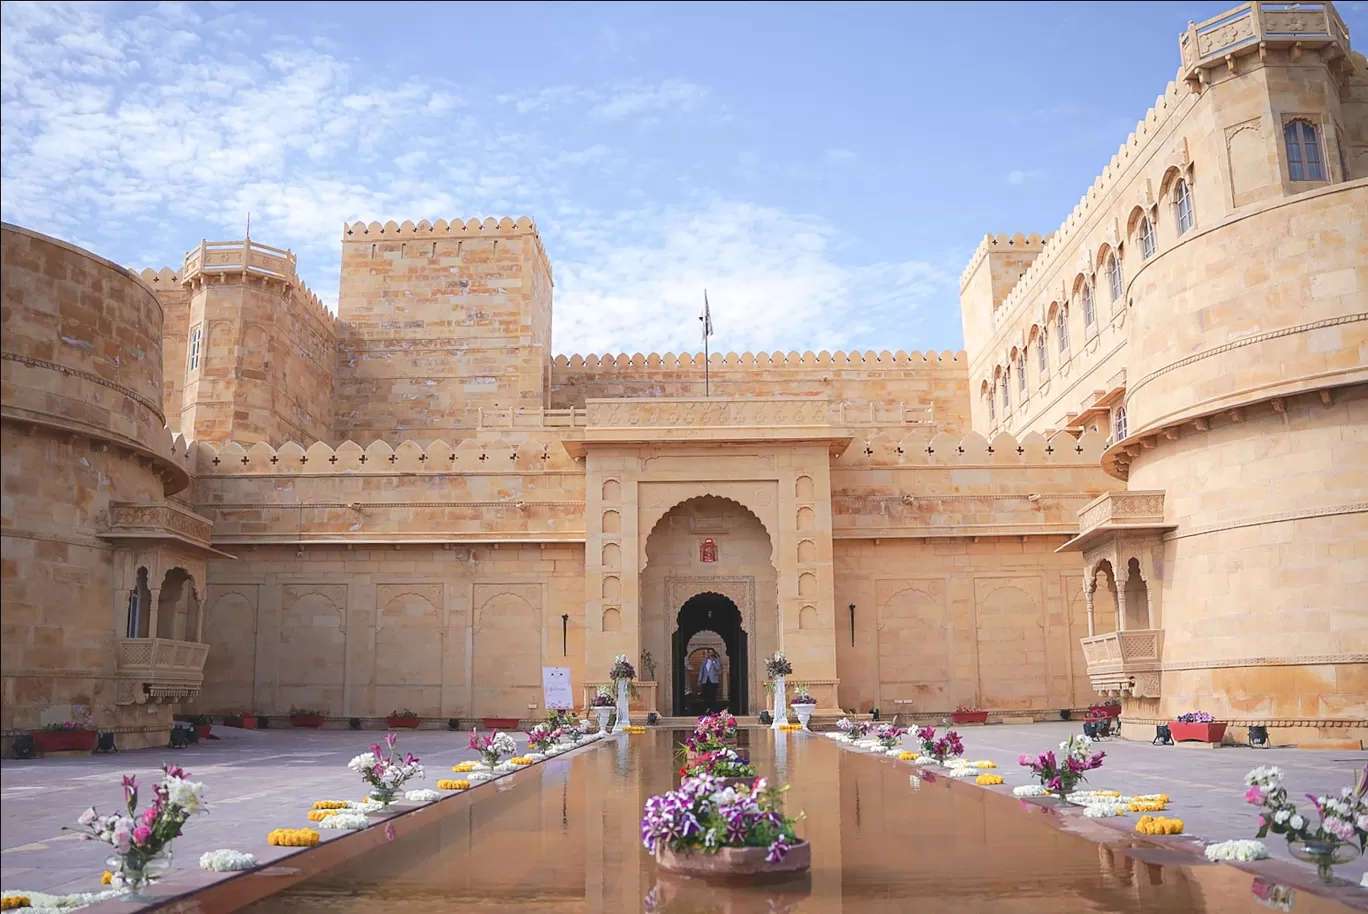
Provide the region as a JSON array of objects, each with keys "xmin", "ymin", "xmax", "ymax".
[
  {"xmin": 1176, "ymin": 710, "xmax": 1215, "ymax": 723},
  {"xmin": 680, "ymin": 746, "xmax": 756, "ymax": 781},
  {"xmin": 873, "ymin": 724, "xmax": 906, "ymax": 749},
  {"xmin": 564, "ymin": 718, "xmax": 594, "ymax": 742},
  {"xmin": 307, "ymin": 809, "xmax": 339, "ymax": 822},
  {"xmin": 289, "ymin": 708, "xmax": 326, "ymax": 717},
  {"xmin": 609, "ymin": 654, "xmax": 637, "ymax": 682},
  {"xmin": 548, "ymin": 709, "xmax": 576, "ymax": 729},
  {"xmin": 764, "ymin": 652, "xmax": 793, "ymax": 679},
  {"xmin": 914, "ymin": 725, "xmax": 965, "ymax": 764},
  {"xmin": 1136, "ymin": 815, "xmax": 1184, "ymax": 835},
  {"xmin": 1018, "ymin": 734, "xmax": 1105, "ymax": 794},
  {"xmin": 347, "ymin": 733, "xmax": 424, "ymax": 799},
  {"xmin": 41, "ymin": 720, "xmax": 94, "ymax": 731},
  {"xmin": 70, "ymin": 764, "xmax": 207, "ymax": 888},
  {"xmin": 319, "ymin": 813, "xmax": 368, "ymax": 830},
  {"xmin": 590, "ymin": 686, "xmax": 616, "ymax": 707},
  {"xmin": 437, "ymin": 779, "xmax": 470, "ymax": 791},
  {"xmin": 681, "ymin": 712, "xmax": 739, "ymax": 760},
  {"xmin": 388, "ymin": 709, "xmax": 418, "ymax": 719},
  {"xmin": 468, "ymin": 729, "xmax": 517, "ymax": 767},
  {"xmin": 641, "ymin": 775, "xmax": 804, "ymax": 865},
  {"xmin": 1244, "ymin": 763, "xmax": 1368, "ymax": 873},
  {"xmin": 267, "ymin": 828, "xmax": 319, "ymax": 846},
  {"xmin": 641, "ymin": 650, "xmax": 657, "ymax": 681},
  {"xmin": 790, "ymin": 684, "xmax": 816, "ymax": 704},
  {"xmin": 312, "ymin": 800, "xmax": 349, "ymax": 810},
  {"xmin": 1205, "ymin": 839, "xmax": 1270, "ymax": 862},
  {"xmin": 451, "ymin": 761, "xmax": 477, "ymax": 773},
  {"xmin": 976, "ymin": 774, "xmax": 1004, "ymax": 786},
  {"xmin": 525, "ymin": 723, "xmax": 558, "ymax": 752},
  {"xmin": 834, "ymin": 718, "xmax": 870, "ymax": 743}
]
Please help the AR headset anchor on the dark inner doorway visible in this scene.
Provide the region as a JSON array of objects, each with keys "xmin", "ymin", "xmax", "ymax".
[{"xmin": 672, "ymin": 593, "xmax": 747, "ymax": 716}]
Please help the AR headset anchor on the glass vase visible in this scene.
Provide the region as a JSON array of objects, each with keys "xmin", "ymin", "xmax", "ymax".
[
  {"xmin": 107, "ymin": 848, "xmax": 172, "ymax": 896},
  {"xmin": 1287, "ymin": 837, "xmax": 1360, "ymax": 884},
  {"xmin": 368, "ymin": 786, "xmax": 399, "ymax": 807}
]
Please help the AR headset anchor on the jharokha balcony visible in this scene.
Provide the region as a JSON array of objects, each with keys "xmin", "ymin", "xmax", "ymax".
[
  {"xmin": 115, "ymin": 638, "xmax": 210, "ymax": 705},
  {"xmin": 1079, "ymin": 629, "xmax": 1164, "ymax": 699}
]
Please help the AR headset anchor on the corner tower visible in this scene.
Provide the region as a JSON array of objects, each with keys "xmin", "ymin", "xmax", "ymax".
[{"xmin": 333, "ymin": 217, "xmax": 554, "ymax": 443}]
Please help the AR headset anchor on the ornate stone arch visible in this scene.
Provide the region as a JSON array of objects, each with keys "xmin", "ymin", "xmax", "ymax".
[{"xmin": 637, "ymin": 489, "xmax": 777, "ymax": 568}]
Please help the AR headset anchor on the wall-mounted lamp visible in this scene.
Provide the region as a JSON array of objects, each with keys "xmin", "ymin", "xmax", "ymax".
[
  {"xmin": 849, "ymin": 604, "xmax": 856, "ymax": 646},
  {"xmin": 561, "ymin": 614, "xmax": 569, "ymax": 656}
]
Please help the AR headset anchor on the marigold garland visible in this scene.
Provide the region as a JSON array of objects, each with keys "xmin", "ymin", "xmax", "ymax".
[
  {"xmin": 268, "ymin": 828, "xmax": 320, "ymax": 847},
  {"xmin": 1135, "ymin": 793, "xmax": 1170, "ymax": 803},
  {"xmin": 1135, "ymin": 815, "xmax": 1184, "ymax": 835},
  {"xmin": 624, "ymin": 726, "xmax": 649, "ymax": 734},
  {"xmin": 976, "ymin": 774, "xmax": 1004, "ymax": 785},
  {"xmin": 1, "ymin": 896, "xmax": 31, "ymax": 910},
  {"xmin": 898, "ymin": 751, "xmax": 920, "ymax": 761},
  {"xmin": 101, "ymin": 871, "xmax": 113, "ymax": 885},
  {"xmin": 312, "ymin": 800, "xmax": 349, "ymax": 810},
  {"xmin": 510, "ymin": 757, "xmax": 534, "ymax": 766},
  {"xmin": 437, "ymin": 779, "xmax": 471, "ymax": 790},
  {"xmin": 973, "ymin": 760, "xmax": 997, "ymax": 769},
  {"xmin": 451, "ymin": 761, "xmax": 477, "ymax": 773},
  {"xmin": 1129, "ymin": 800, "xmax": 1168, "ymax": 812},
  {"xmin": 777, "ymin": 723, "xmax": 803, "ymax": 732},
  {"xmin": 307, "ymin": 809, "xmax": 340, "ymax": 821}
]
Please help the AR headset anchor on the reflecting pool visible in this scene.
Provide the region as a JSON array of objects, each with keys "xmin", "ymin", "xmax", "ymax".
[{"xmin": 184, "ymin": 731, "xmax": 1358, "ymax": 913}]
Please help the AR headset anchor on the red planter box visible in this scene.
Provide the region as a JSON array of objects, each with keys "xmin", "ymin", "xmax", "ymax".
[
  {"xmin": 952, "ymin": 711, "xmax": 989, "ymax": 724},
  {"xmin": 197, "ymin": 724, "xmax": 213, "ymax": 738},
  {"xmin": 290, "ymin": 715, "xmax": 325, "ymax": 728},
  {"xmin": 387, "ymin": 717, "xmax": 420, "ymax": 729},
  {"xmin": 482, "ymin": 717, "xmax": 519, "ymax": 730},
  {"xmin": 33, "ymin": 730, "xmax": 98, "ymax": 753},
  {"xmin": 1090, "ymin": 706, "xmax": 1121, "ymax": 718},
  {"xmin": 1169, "ymin": 721, "xmax": 1227, "ymax": 743},
  {"xmin": 224, "ymin": 716, "xmax": 257, "ymax": 730}
]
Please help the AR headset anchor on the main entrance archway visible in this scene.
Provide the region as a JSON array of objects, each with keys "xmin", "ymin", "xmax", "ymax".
[{"xmin": 673, "ymin": 593, "xmax": 748, "ymax": 716}]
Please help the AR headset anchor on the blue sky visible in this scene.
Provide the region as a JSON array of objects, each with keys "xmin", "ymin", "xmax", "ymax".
[{"xmin": 3, "ymin": 1, "xmax": 1363, "ymax": 356}]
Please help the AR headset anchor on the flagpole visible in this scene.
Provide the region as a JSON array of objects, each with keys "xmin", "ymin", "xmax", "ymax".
[{"xmin": 703, "ymin": 290, "xmax": 710, "ymax": 398}]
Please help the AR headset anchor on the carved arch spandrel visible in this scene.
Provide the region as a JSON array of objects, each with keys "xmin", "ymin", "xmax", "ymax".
[{"xmin": 637, "ymin": 488, "xmax": 779, "ymax": 568}]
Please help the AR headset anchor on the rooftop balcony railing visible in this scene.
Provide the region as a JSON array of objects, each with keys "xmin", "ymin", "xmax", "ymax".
[
  {"xmin": 1080, "ymin": 629, "xmax": 1164, "ymax": 698},
  {"xmin": 115, "ymin": 638, "xmax": 210, "ymax": 704}
]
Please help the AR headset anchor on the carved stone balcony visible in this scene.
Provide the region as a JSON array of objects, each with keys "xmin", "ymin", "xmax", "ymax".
[
  {"xmin": 1057, "ymin": 490, "xmax": 1173, "ymax": 554},
  {"xmin": 1080, "ymin": 629, "xmax": 1164, "ymax": 698},
  {"xmin": 182, "ymin": 238, "xmax": 298, "ymax": 287},
  {"xmin": 115, "ymin": 638, "xmax": 210, "ymax": 705},
  {"xmin": 100, "ymin": 502, "xmax": 217, "ymax": 553},
  {"xmin": 1180, "ymin": 1, "xmax": 1351, "ymax": 90}
]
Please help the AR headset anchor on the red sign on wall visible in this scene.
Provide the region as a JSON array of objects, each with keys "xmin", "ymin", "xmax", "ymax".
[{"xmin": 700, "ymin": 538, "xmax": 718, "ymax": 563}]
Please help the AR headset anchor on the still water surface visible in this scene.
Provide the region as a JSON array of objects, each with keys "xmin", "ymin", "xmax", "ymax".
[{"xmin": 217, "ymin": 731, "xmax": 1353, "ymax": 914}]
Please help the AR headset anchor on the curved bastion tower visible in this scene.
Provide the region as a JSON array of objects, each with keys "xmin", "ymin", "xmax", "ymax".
[
  {"xmin": 961, "ymin": 2, "xmax": 1367, "ymax": 745},
  {"xmin": 1, "ymin": 0, "xmax": 1363, "ymax": 753}
]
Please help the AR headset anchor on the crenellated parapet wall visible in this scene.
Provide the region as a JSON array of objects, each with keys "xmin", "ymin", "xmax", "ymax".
[
  {"xmin": 553, "ymin": 348, "xmax": 963, "ymax": 369},
  {"xmin": 341, "ymin": 215, "xmax": 549, "ymax": 277}
]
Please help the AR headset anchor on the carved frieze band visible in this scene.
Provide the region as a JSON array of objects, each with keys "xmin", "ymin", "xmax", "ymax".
[
  {"xmin": 587, "ymin": 398, "xmax": 829, "ymax": 428},
  {"xmin": 1125, "ymin": 313, "xmax": 1368, "ymax": 406},
  {"xmin": 1164, "ymin": 503, "xmax": 1367, "ymax": 541},
  {"xmin": 1161, "ymin": 653, "xmax": 1367, "ymax": 672},
  {"xmin": 1, "ymin": 351, "xmax": 166, "ymax": 423},
  {"xmin": 200, "ymin": 501, "xmax": 587, "ymax": 509}
]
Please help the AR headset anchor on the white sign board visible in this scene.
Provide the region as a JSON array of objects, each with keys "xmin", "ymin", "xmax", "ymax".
[{"xmin": 542, "ymin": 667, "xmax": 574, "ymax": 710}]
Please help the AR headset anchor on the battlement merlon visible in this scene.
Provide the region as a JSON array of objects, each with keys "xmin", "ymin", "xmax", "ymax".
[
  {"xmin": 341, "ymin": 216, "xmax": 551, "ymax": 283},
  {"xmin": 551, "ymin": 349, "xmax": 966, "ymax": 370},
  {"xmin": 958, "ymin": 233, "xmax": 1050, "ymax": 294}
]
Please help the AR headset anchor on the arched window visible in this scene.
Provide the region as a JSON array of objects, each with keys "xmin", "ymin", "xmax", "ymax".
[
  {"xmin": 1285, "ymin": 119, "xmax": 1323, "ymax": 181},
  {"xmin": 1057, "ymin": 309, "xmax": 1070, "ymax": 354},
  {"xmin": 1016, "ymin": 353, "xmax": 1027, "ymax": 395},
  {"xmin": 1107, "ymin": 253, "xmax": 1123, "ymax": 302},
  {"xmin": 1174, "ymin": 179, "xmax": 1194, "ymax": 235},
  {"xmin": 1037, "ymin": 334, "xmax": 1048, "ymax": 374},
  {"xmin": 987, "ymin": 388, "xmax": 996, "ymax": 421},
  {"xmin": 1113, "ymin": 406, "xmax": 1128, "ymax": 441},
  {"xmin": 1138, "ymin": 215, "xmax": 1156, "ymax": 260},
  {"xmin": 1081, "ymin": 280, "xmax": 1096, "ymax": 327},
  {"xmin": 1002, "ymin": 370, "xmax": 1011, "ymax": 409}
]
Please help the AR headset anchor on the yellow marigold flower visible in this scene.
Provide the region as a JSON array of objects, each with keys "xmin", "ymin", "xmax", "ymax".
[
  {"xmin": 1135, "ymin": 816, "xmax": 1184, "ymax": 835},
  {"xmin": 268, "ymin": 828, "xmax": 320, "ymax": 847},
  {"xmin": 1097, "ymin": 790, "xmax": 1121, "ymax": 798},
  {"xmin": 2, "ymin": 895, "xmax": 32, "ymax": 910},
  {"xmin": 973, "ymin": 760, "xmax": 997, "ymax": 769},
  {"xmin": 312, "ymin": 800, "xmax": 349, "ymax": 810},
  {"xmin": 307, "ymin": 809, "xmax": 340, "ymax": 821},
  {"xmin": 976, "ymin": 774, "xmax": 1004, "ymax": 785},
  {"xmin": 510, "ymin": 757, "xmax": 533, "ymax": 765},
  {"xmin": 898, "ymin": 751, "xmax": 919, "ymax": 760},
  {"xmin": 101, "ymin": 871, "xmax": 113, "ymax": 885},
  {"xmin": 451, "ymin": 761, "xmax": 476, "ymax": 772},
  {"xmin": 437, "ymin": 779, "xmax": 471, "ymax": 790},
  {"xmin": 1129, "ymin": 800, "xmax": 1167, "ymax": 812}
]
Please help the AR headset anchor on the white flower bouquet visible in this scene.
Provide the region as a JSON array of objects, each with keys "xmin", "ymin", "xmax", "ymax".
[{"xmin": 348, "ymin": 733, "xmax": 424, "ymax": 798}]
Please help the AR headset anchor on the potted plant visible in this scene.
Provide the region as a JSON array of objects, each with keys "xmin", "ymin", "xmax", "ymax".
[
  {"xmin": 33, "ymin": 721, "xmax": 98, "ymax": 754},
  {"xmin": 181, "ymin": 715, "xmax": 213, "ymax": 738},
  {"xmin": 1089, "ymin": 699, "xmax": 1122, "ymax": 719},
  {"xmin": 681, "ymin": 713, "xmax": 741, "ymax": 766},
  {"xmin": 288, "ymin": 708, "xmax": 326, "ymax": 728},
  {"xmin": 679, "ymin": 746, "xmax": 757, "ymax": 788},
  {"xmin": 1245, "ymin": 763, "xmax": 1367, "ymax": 883},
  {"xmin": 643, "ymin": 776, "xmax": 809, "ymax": 879},
  {"xmin": 223, "ymin": 712, "xmax": 257, "ymax": 730},
  {"xmin": 764, "ymin": 652, "xmax": 794, "ymax": 732},
  {"xmin": 914, "ymin": 725, "xmax": 966, "ymax": 765},
  {"xmin": 1170, "ymin": 711, "xmax": 1226, "ymax": 743},
  {"xmin": 874, "ymin": 724, "xmax": 907, "ymax": 751},
  {"xmin": 610, "ymin": 654, "xmax": 638, "ymax": 729},
  {"xmin": 1017, "ymin": 733, "xmax": 1106, "ymax": 796},
  {"xmin": 952, "ymin": 704, "xmax": 989, "ymax": 725},
  {"xmin": 69, "ymin": 763, "xmax": 207, "ymax": 890},
  {"xmin": 348, "ymin": 733, "xmax": 424, "ymax": 806},
  {"xmin": 525, "ymin": 723, "xmax": 558, "ymax": 754},
  {"xmin": 590, "ymin": 686, "xmax": 615, "ymax": 732},
  {"xmin": 468, "ymin": 729, "xmax": 516, "ymax": 768},
  {"xmin": 386, "ymin": 709, "xmax": 420, "ymax": 729},
  {"xmin": 790, "ymin": 685, "xmax": 817, "ymax": 729}
]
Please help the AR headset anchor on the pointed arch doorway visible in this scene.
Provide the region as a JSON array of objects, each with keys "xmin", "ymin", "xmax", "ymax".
[{"xmin": 672, "ymin": 593, "xmax": 748, "ymax": 716}]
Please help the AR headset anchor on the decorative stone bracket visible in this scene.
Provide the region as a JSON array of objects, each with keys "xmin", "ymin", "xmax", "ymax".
[{"xmin": 115, "ymin": 638, "xmax": 210, "ymax": 705}]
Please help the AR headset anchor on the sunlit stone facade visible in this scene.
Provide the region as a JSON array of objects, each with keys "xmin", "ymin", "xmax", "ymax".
[{"xmin": 2, "ymin": 1, "xmax": 1364, "ymax": 751}]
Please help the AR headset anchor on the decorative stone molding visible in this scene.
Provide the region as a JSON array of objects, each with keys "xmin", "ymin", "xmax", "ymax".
[
  {"xmin": 115, "ymin": 638, "xmax": 210, "ymax": 705},
  {"xmin": 586, "ymin": 397, "xmax": 830, "ymax": 429},
  {"xmin": 1164, "ymin": 503, "xmax": 1367, "ymax": 542},
  {"xmin": 1080, "ymin": 629, "xmax": 1164, "ymax": 697},
  {"xmin": 0, "ymin": 352, "xmax": 166, "ymax": 423},
  {"xmin": 104, "ymin": 502, "xmax": 215, "ymax": 551},
  {"xmin": 1161, "ymin": 653, "xmax": 1368, "ymax": 671}
]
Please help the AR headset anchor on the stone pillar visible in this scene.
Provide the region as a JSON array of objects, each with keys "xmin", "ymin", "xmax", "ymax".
[
  {"xmin": 146, "ymin": 587, "xmax": 162, "ymax": 641},
  {"xmin": 583, "ymin": 451, "xmax": 639, "ymax": 699},
  {"xmin": 1084, "ymin": 584, "xmax": 1096, "ymax": 637}
]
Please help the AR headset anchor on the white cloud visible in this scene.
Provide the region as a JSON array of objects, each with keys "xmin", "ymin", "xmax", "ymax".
[
  {"xmin": 1006, "ymin": 169, "xmax": 1042, "ymax": 185},
  {"xmin": 825, "ymin": 148, "xmax": 857, "ymax": 164}
]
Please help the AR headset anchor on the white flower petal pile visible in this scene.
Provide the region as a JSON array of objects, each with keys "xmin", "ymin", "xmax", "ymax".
[
  {"xmin": 1082, "ymin": 803, "xmax": 1128, "ymax": 817},
  {"xmin": 0, "ymin": 889, "xmax": 129, "ymax": 912},
  {"xmin": 319, "ymin": 812, "xmax": 369, "ymax": 830},
  {"xmin": 1013, "ymin": 785, "xmax": 1049, "ymax": 797},
  {"xmin": 1204, "ymin": 839, "xmax": 1269, "ymax": 862},
  {"xmin": 200, "ymin": 849, "xmax": 259, "ymax": 872},
  {"xmin": 404, "ymin": 789, "xmax": 441, "ymax": 803}
]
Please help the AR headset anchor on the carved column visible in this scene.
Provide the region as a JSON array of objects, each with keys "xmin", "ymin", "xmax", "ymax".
[
  {"xmin": 146, "ymin": 587, "xmax": 162, "ymax": 641},
  {"xmin": 1084, "ymin": 581, "xmax": 1096, "ymax": 637}
]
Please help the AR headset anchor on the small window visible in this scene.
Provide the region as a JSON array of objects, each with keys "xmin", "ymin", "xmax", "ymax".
[
  {"xmin": 1037, "ymin": 335, "xmax": 1047, "ymax": 373},
  {"xmin": 1285, "ymin": 119, "xmax": 1323, "ymax": 181},
  {"xmin": 1107, "ymin": 253, "xmax": 1123, "ymax": 302},
  {"xmin": 188, "ymin": 324, "xmax": 202, "ymax": 373},
  {"xmin": 1113, "ymin": 406, "xmax": 1128, "ymax": 441},
  {"xmin": 1138, "ymin": 216, "xmax": 1156, "ymax": 260},
  {"xmin": 1017, "ymin": 354, "xmax": 1027, "ymax": 394},
  {"xmin": 1081, "ymin": 281, "xmax": 1096, "ymax": 327},
  {"xmin": 1002, "ymin": 371, "xmax": 1011, "ymax": 409},
  {"xmin": 987, "ymin": 389, "xmax": 996, "ymax": 421},
  {"xmin": 1057, "ymin": 310, "xmax": 1070, "ymax": 354},
  {"xmin": 1174, "ymin": 179, "xmax": 1194, "ymax": 235}
]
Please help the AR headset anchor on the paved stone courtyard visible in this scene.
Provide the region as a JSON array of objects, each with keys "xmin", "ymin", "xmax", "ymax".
[{"xmin": 1, "ymin": 722, "xmax": 1365, "ymax": 903}]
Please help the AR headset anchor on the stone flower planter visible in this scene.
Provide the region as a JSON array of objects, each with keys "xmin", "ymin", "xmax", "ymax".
[
  {"xmin": 655, "ymin": 839, "xmax": 811, "ymax": 881},
  {"xmin": 1169, "ymin": 721, "xmax": 1227, "ymax": 743},
  {"xmin": 951, "ymin": 711, "xmax": 989, "ymax": 724},
  {"xmin": 33, "ymin": 730, "xmax": 98, "ymax": 753},
  {"xmin": 386, "ymin": 716, "xmax": 420, "ymax": 729},
  {"xmin": 196, "ymin": 724, "xmax": 213, "ymax": 738},
  {"xmin": 792, "ymin": 702, "xmax": 815, "ymax": 728},
  {"xmin": 289, "ymin": 714, "xmax": 325, "ymax": 728}
]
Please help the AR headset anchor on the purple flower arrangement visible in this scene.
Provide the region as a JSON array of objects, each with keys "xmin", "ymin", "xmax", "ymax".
[
  {"xmin": 641, "ymin": 775, "xmax": 802, "ymax": 864},
  {"xmin": 915, "ymin": 726, "xmax": 966, "ymax": 763},
  {"xmin": 609, "ymin": 654, "xmax": 637, "ymax": 682},
  {"xmin": 41, "ymin": 720, "xmax": 94, "ymax": 731},
  {"xmin": 835, "ymin": 718, "xmax": 871, "ymax": 743},
  {"xmin": 874, "ymin": 724, "xmax": 907, "ymax": 749},
  {"xmin": 1245, "ymin": 763, "xmax": 1368, "ymax": 849},
  {"xmin": 1018, "ymin": 734, "xmax": 1105, "ymax": 793},
  {"xmin": 1176, "ymin": 711, "xmax": 1215, "ymax": 723},
  {"xmin": 680, "ymin": 747, "xmax": 756, "ymax": 780},
  {"xmin": 764, "ymin": 652, "xmax": 793, "ymax": 678}
]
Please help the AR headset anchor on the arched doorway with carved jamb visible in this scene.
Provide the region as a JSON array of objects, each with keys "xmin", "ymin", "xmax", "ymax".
[{"xmin": 673, "ymin": 594, "xmax": 747, "ymax": 715}]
